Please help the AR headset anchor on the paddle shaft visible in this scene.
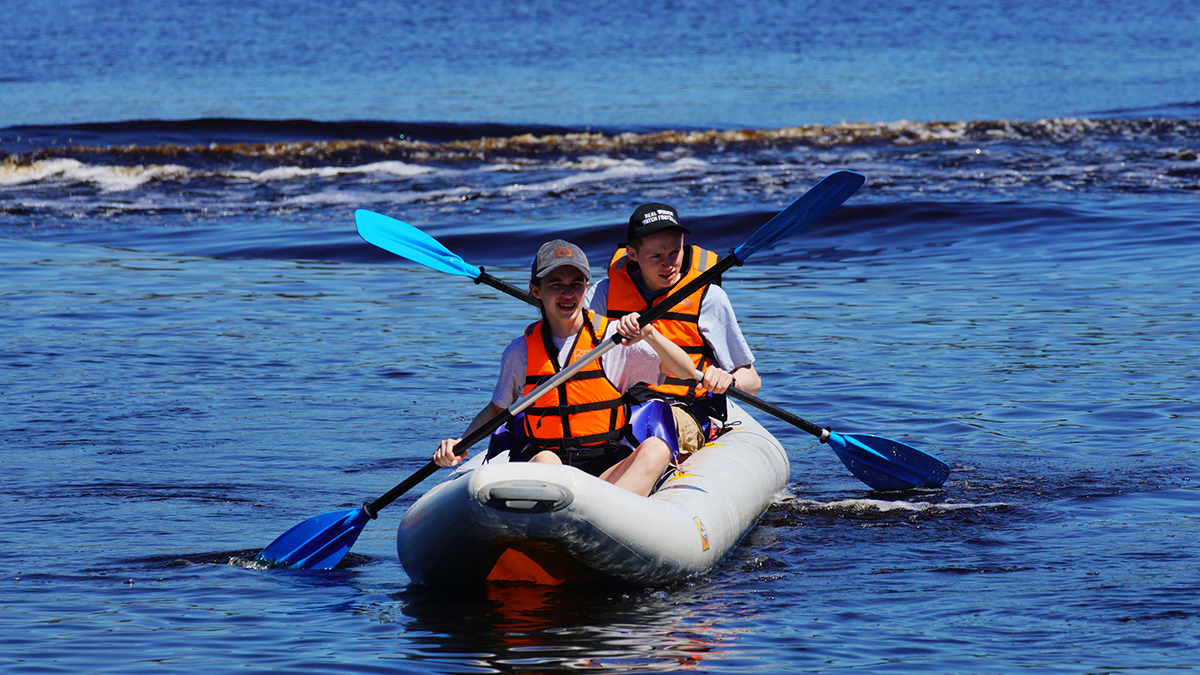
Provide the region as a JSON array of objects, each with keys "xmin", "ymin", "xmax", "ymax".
[
  {"xmin": 440, "ymin": 280, "xmax": 834, "ymax": 443},
  {"xmin": 693, "ymin": 368, "xmax": 831, "ymax": 442},
  {"xmin": 475, "ymin": 268, "xmax": 541, "ymax": 307},
  {"xmin": 364, "ymin": 250, "xmax": 747, "ymax": 516}
]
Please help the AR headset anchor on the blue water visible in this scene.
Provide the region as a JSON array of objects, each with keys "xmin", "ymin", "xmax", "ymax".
[
  {"xmin": 5, "ymin": 0, "xmax": 1199, "ymax": 127},
  {"xmin": 3, "ymin": 0, "xmax": 1199, "ymax": 672}
]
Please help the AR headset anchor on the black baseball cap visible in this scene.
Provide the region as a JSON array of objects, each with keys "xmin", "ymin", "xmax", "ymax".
[{"xmin": 627, "ymin": 202, "xmax": 690, "ymax": 241}]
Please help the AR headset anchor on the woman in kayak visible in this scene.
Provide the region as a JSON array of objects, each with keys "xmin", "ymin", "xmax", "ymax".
[{"xmin": 433, "ymin": 239, "xmax": 698, "ymax": 497}]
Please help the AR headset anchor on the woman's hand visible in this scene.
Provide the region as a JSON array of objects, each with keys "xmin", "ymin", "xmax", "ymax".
[
  {"xmin": 433, "ymin": 438, "xmax": 465, "ymax": 467},
  {"xmin": 624, "ymin": 311, "xmax": 695, "ymax": 381},
  {"xmin": 616, "ymin": 312, "xmax": 652, "ymax": 345}
]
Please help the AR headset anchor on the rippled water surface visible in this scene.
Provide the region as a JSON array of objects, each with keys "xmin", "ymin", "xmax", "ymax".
[
  {"xmin": 5, "ymin": 195, "xmax": 1197, "ymax": 672},
  {"xmin": 3, "ymin": 0, "xmax": 1199, "ymax": 672}
]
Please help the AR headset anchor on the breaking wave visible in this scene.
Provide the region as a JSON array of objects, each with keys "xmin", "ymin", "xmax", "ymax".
[
  {"xmin": 4, "ymin": 116, "xmax": 1199, "ymax": 176},
  {"xmin": 4, "ymin": 116, "xmax": 1196, "ymax": 228}
]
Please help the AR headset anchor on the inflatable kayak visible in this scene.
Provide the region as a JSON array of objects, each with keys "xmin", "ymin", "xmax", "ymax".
[{"xmin": 396, "ymin": 399, "xmax": 789, "ymax": 586}]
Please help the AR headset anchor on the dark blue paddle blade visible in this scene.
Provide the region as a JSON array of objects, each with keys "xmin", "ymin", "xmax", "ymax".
[
  {"xmin": 355, "ymin": 209, "xmax": 482, "ymax": 279},
  {"xmin": 629, "ymin": 399, "xmax": 680, "ymax": 459},
  {"xmin": 827, "ymin": 432, "xmax": 950, "ymax": 491},
  {"xmin": 256, "ymin": 507, "xmax": 372, "ymax": 570},
  {"xmin": 733, "ymin": 171, "xmax": 865, "ymax": 260}
]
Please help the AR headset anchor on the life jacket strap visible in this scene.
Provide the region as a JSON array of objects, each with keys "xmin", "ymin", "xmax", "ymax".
[
  {"xmin": 526, "ymin": 398, "xmax": 626, "ymax": 416},
  {"xmin": 526, "ymin": 426, "xmax": 627, "ymax": 450},
  {"xmin": 524, "ymin": 369, "xmax": 606, "ymax": 387}
]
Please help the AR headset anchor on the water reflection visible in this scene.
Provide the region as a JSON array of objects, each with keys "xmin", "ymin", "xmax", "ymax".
[{"xmin": 386, "ymin": 583, "xmax": 729, "ymax": 673}]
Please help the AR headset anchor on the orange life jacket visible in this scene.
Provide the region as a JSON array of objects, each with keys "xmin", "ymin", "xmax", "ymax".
[
  {"xmin": 604, "ymin": 245, "xmax": 719, "ymax": 403},
  {"xmin": 522, "ymin": 311, "xmax": 630, "ymax": 450}
]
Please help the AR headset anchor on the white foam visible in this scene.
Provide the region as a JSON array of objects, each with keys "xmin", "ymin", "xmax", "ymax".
[
  {"xmin": 230, "ymin": 161, "xmax": 433, "ymax": 182},
  {"xmin": 0, "ymin": 157, "xmax": 436, "ymax": 192},
  {"xmin": 0, "ymin": 158, "xmax": 190, "ymax": 191},
  {"xmin": 498, "ymin": 156, "xmax": 707, "ymax": 197},
  {"xmin": 566, "ymin": 156, "xmax": 648, "ymax": 171},
  {"xmin": 789, "ymin": 497, "xmax": 1009, "ymax": 513}
]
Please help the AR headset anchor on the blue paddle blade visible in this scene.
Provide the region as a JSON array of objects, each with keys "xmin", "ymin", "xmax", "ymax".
[
  {"xmin": 827, "ymin": 432, "xmax": 950, "ymax": 491},
  {"xmin": 256, "ymin": 507, "xmax": 372, "ymax": 570},
  {"xmin": 733, "ymin": 171, "xmax": 865, "ymax": 260},
  {"xmin": 355, "ymin": 209, "xmax": 482, "ymax": 279}
]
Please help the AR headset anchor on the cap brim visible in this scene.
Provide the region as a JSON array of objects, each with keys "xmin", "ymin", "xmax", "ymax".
[{"xmin": 535, "ymin": 260, "xmax": 591, "ymax": 280}]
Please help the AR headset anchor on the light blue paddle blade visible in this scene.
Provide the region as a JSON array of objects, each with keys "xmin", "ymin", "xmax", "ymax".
[
  {"xmin": 256, "ymin": 506, "xmax": 372, "ymax": 570},
  {"xmin": 827, "ymin": 432, "xmax": 950, "ymax": 491},
  {"xmin": 733, "ymin": 171, "xmax": 865, "ymax": 260},
  {"xmin": 355, "ymin": 209, "xmax": 482, "ymax": 279}
]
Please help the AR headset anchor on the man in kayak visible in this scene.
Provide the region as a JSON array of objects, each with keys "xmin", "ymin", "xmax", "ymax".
[
  {"xmin": 585, "ymin": 202, "xmax": 760, "ymax": 455},
  {"xmin": 433, "ymin": 239, "xmax": 699, "ymax": 497}
]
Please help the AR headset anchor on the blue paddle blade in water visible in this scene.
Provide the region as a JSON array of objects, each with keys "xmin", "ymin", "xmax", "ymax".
[
  {"xmin": 827, "ymin": 432, "xmax": 950, "ymax": 491},
  {"xmin": 355, "ymin": 210, "xmax": 482, "ymax": 279},
  {"xmin": 256, "ymin": 506, "xmax": 372, "ymax": 569}
]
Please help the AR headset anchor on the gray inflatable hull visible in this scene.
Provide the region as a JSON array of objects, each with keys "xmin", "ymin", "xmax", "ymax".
[{"xmin": 396, "ymin": 400, "xmax": 789, "ymax": 586}]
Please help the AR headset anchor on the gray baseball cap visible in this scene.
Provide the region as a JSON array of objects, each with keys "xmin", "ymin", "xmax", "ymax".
[{"xmin": 531, "ymin": 239, "xmax": 591, "ymax": 280}]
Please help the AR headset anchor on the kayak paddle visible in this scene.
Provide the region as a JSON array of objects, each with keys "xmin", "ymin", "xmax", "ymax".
[
  {"xmin": 258, "ymin": 170, "xmax": 865, "ymax": 570},
  {"xmin": 357, "ymin": 172, "xmax": 949, "ymax": 491}
]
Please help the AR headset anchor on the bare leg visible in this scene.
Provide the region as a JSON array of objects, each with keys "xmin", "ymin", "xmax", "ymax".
[
  {"xmin": 600, "ymin": 437, "xmax": 672, "ymax": 497},
  {"xmin": 529, "ymin": 450, "xmax": 563, "ymax": 465}
]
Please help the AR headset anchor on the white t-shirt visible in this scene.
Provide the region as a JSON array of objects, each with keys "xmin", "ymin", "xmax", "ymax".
[
  {"xmin": 583, "ymin": 277, "xmax": 755, "ymax": 374},
  {"xmin": 490, "ymin": 319, "xmax": 668, "ymax": 409}
]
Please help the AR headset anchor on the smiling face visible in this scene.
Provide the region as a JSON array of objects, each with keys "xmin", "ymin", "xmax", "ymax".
[
  {"xmin": 530, "ymin": 266, "xmax": 589, "ymax": 337},
  {"xmin": 627, "ymin": 230, "xmax": 686, "ymax": 294}
]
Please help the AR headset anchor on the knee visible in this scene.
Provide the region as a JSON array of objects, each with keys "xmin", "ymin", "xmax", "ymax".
[
  {"xmin": 637, "ymin": 437, "xmax": 672, "ymax": 467},
  {"xmin": 529, "ymin": 450, "xmax": 562, "ymax": 465}
]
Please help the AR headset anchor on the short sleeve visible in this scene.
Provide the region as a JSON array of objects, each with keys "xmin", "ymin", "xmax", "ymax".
[
  {"xmin": 584, "ymin": 278, "xmax": 609, "ymax": 314},
  {"xmin": 698, "ymin": 285, "xmax": 755, "ymax": 371},
  {"xmin": 490, "ymin": 337, "xmax": 528, "ymax": 408}
]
